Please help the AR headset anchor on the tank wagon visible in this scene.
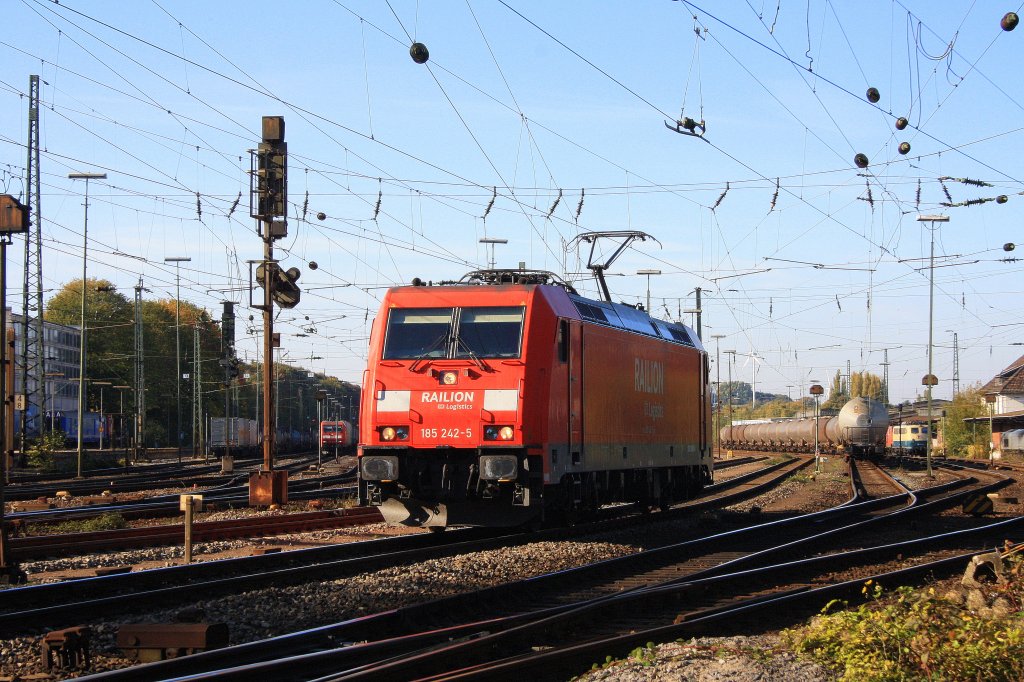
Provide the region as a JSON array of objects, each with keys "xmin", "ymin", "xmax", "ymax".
[
  {"xmin": 720, "ymin": 396, "xmax": 889, "ymax": 457},
  {"xmin": 357, "ymin": 269, "xmax": 713, "ymax": 529}
]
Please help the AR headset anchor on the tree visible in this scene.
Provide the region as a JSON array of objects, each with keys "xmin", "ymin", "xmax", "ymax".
[
  {"xmin": 822, "ymin": 370, "xmax": 848, "ymax": 410},
  {"xmin": 942, "ymin": 383, "xmax": 989, "ymax": 457},
  {"xmin": 45, "ymin": 278, "xmax": 134, "ymax": 410},
  {"xmin": 850, "ymin": 371, "xmax": 884, "ymax": 401},
  {"xmin": 46, "ymin": 280, "xmax": 230, "ymax": 448}
]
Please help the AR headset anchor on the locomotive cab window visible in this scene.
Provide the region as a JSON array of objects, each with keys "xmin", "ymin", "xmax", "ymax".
[
  {"xmin": 382, "ymin": 308, "xmax": 453, "ymax": 359},
  {"xmin": 455, "ymin": 307, "xmax": 525, "ymax": 359},
  {"xmin": 382, "ymin": 306, "xmax": 524, "ymax": 360}
]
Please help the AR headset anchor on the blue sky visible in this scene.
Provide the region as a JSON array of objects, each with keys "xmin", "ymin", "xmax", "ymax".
[{"xmin": 1, "ymin": 1, "xmax": 1021, "ymax": 402}]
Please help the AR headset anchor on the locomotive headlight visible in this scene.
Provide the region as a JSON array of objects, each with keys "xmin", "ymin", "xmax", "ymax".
[
  {"xmin": 484, "ymin": 425, "xmax": 515, "ymax": 441},
  {"xmin": 479, "ymin": 454, "xmax": 518, "ymax": 481},
  {"xmin": 361, "ymin": 455, "xmax": 399, "ymax": 481},
  {"xmin": 439, "ymin": 370, "xmax": 458, "ymax": 386},
  {"xmin": 379, "ymin": 426, "xmax": 409, "ymax": 442}
]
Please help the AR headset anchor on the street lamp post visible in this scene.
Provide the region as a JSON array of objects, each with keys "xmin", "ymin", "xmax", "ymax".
[
  {"xmin": 810, "ymin": 383, "xmax": 824, "ymax": 473},
  {"xmin": 985, "ymin": 393, "xmax": 997, "ymax": 467},
  {"xmin": 917, "ymin": 214, "xmax": 948, "ymax": 478},
  {"xmin": 710, "ymin": 334, "xmax": 726, "ymax": 456},
  {"xmin": 93, "ymin": 381, "xmax": 111, "ymax": 450},
  {"xmin": 164, "ymin": 256, "xmax": 191, "ymax": 464},
  {"xmin": 724, "ymin": 349, "xmax": 736, "ymax": 451},
  {"xmin": 69, "ymin": 171, "xmax": 106, "ymax": 478},
  {"xmin": 113, "ymin": 385, "xmax": 130, "ymax": 456},
  {"xmin": 637, "ymin": 269, "xmax": 661, "ymax": 312}
]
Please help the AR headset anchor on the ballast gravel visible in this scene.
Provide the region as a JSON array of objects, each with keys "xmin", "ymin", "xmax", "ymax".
[{"xmin": 1, "ymin": 464, "xmax": 855, "ymax": 680}]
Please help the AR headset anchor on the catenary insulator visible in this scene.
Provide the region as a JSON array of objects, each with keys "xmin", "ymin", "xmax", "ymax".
[
  {"xmin": 866, "ymin": 87, "xmax": 880, "ymax": 103},
  {"xmin": 1002, "ymin": 12, "xmax": 1019, "ymax": 31},
  {"xmin": 997, "ymin": 195, "xmax": 1009, "ymax": 204},
  {"xmin": 896, "ymin": 117, "xmax": 908, "ymax": 130},
  {"xmin": 854, "ymin": 153, "xmax": 869, "ymax": 168},
  {"xmin": 898, "ymin": 142, "xmax": 911, "ymax": 155}
]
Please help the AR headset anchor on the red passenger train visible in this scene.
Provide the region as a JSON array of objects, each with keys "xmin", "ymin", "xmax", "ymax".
[{"xmin": 357, "ymin": 270, "xmax": 713, "ymax": 528}]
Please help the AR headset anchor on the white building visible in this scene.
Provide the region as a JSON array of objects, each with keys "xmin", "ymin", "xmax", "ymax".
[{"xmin": 6, "ymin": 308, "xmax": 81, "ymax": 434}]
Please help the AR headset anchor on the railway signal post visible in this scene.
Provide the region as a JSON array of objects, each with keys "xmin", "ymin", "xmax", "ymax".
[
  {"xmin": 810, "ymin": 383, "xmax": 824, "ymax": 473},
  {"xmin": 248, "ymin": 116, "xmax": 295, "ymax": 506},
  {"xmin": 0, "ymin": 193, "xmax": 29, "ymax": 582}
]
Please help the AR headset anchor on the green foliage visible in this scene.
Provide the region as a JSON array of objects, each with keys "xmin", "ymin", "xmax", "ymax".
[
  {"xmin": 26, "ymin": 431, "xmax": 67, "ymax": 471},
  {"xmin": 784, "ymin": 576, "xmax": 1024, "ymax": 681},
  {"xmin": 34, "ymin": 512, "xmax": 128, "ymax": 535},
  {"xmin": 822, "ymin": 370, "xmax": 848, "ymax": 410},
  {"xmin": 627, "ymin": 643, "xmax": 660, "ymax": 667},
  {"xmin": 850, "ymin": 371, "xmax": 885, "ymax": 401},
  {"xmin": 943, "ymin": 383, "xmax": 990, "ymax": 457}
]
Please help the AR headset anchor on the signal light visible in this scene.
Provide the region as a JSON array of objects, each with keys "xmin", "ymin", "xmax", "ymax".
[
  {"xmin": 439, "ymin": 370, "xmax": 458, "ymax": 386},
  {"xmin": 255, "ymin": 262, "xmax": 302, "ymax": 309}
]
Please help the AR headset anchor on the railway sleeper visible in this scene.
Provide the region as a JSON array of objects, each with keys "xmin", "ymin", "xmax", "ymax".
[{"xmin": 117, "ymin": 623, "xmax": 229, "ymax": 662}]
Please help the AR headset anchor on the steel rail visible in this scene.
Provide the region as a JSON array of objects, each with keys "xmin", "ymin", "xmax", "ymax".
[
  {"xmin": 4, "ymin": 454, "xmax": 324, "ymax": 502},
  {"xmin": 300, "ymin": 481, "xmax": 1018, "ymax": 681},
  {"xmin": 0, "ymin": 459, "xmax": 822, "ymax": 641},
  {"xmin": 84, "ymin": 465, "xmax": 1011, "ymax": 681},
  {"xmin": 8, "ymin": 507, "xmax": 383, "ymax": 560},
  {"xmin": 410, "ymin": 521, "xmax": 1024, "ymax": 681},
  {"xmin": 5, "ymin": 472, "xmax": 357, "ymax": 524},
  {"xmin": 69, "ymin": 462, "xmax": 929, "ymax": 680}
]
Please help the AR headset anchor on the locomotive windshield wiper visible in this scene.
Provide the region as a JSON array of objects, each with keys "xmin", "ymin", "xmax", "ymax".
[
  {"xmin": 455, "ymin": 336, "xmax": 489, "ymax": 371},
  {"xmin": 409, "ymin": 332, "xmax": 451, "ymax": 372}
]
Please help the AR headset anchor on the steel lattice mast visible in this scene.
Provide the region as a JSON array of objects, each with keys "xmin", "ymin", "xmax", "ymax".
[
  {"xmin": 133, "ymin": 278, "xmax": 146, "ymax": 462},
  {"xmin": 21, "ymin": 75, "xmax": 45, "ymax": 453}
]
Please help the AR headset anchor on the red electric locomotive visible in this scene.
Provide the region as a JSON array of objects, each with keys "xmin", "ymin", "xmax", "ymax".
[
  {"xmin": 320, "ymin": 420, "xmax": 355, "ymax": 456},
  {"xmin": 358, "ymin": 270, "xmax": 712, "ymax": 528}
]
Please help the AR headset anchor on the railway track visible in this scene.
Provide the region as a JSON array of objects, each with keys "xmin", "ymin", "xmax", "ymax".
[
  {"xmin": 5, "ymin": 469, "xmax": 357, "ymax": 526},
  {"xmin": 0, "ymin": 457, "xmax": 812, "ymax": 637},
  {"xmin": 68, "ymin": 461, "xmax": 1014, "ymax": 680},
  {"xmin": 4, "ymin": 454, "xmax": 322, "ymax": 502},
  {"xmin": 7, "ymin": 507, "xmax": 383, "ymax": 561}
]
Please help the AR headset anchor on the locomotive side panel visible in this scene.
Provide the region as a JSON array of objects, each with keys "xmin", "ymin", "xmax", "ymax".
[{"xmin": 579, "ymin": 324, "xmax": 705, "ymax": 470}]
